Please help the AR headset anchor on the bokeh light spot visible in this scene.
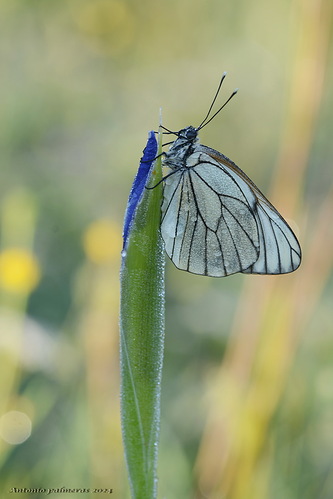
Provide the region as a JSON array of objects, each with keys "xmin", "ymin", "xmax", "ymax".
[
  {"xmin": 0, "ymin": 248, "xmax": 41, "ymax": 294},
  {"xmin": 83, "ymin": 219, "xmax": 122, "ymax": 264},
  {"xmin": 0, "ymin": 411, "xmax": 32, "ymax": 445}
]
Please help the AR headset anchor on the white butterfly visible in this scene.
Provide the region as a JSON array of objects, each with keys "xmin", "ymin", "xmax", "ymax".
[{"xmin": 159, "ymin": 75, "xmax": 301, "ymax": 277}]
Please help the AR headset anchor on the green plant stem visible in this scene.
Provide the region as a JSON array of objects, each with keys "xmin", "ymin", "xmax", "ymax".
[{"xmin": 120, "ymin": 132, "xmax": 165, "ymax": 499}]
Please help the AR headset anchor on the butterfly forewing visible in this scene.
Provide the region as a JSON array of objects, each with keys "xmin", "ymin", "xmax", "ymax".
[
  {"xmin": 161, "ymin": 151, "xmax": 262, "ymax": 276},
  {"xmin": 161, "ymin": 137, "xmax": 301, "ymax": 277}
]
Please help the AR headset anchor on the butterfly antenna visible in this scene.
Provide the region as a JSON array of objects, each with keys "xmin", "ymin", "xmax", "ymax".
[
  {"xmin": 197, "ymin": 72, "xmax": 228, "ymax": 130},
  {"xmin": 197, "ymin": 88, "xmax": 238, "ymax": 131}
]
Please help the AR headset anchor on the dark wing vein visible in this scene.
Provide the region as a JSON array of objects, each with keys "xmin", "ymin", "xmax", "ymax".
[
  {"xmin": 161, "ymin": 171, "xmax": 184, "ymax": 224},
  {"xmin": 191, "ymin": 169, "xmax": 258, "ymax": 248},
  {"xmin": 171, "ymin": 174, "xmax": 185, "ymax": 260}
]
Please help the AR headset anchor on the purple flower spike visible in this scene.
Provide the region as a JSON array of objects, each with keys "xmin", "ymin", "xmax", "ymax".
[{"xmin": 122, "ymin": 131, "xmax": 158, "ymax": 250}]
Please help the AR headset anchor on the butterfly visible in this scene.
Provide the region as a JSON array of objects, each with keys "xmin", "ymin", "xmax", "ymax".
[{"xmin": 158, "ymin": 73, "xmax": 301, "ymax": 277}]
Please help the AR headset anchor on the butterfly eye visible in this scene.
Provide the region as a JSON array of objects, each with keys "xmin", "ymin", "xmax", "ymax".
[
  {"xmin": 177, "ymin": 127, "xmax": 197, "ymax": 141},
  {"xmin": 185, "ymin": 127, "xmax": 197, "ymax": 140}
]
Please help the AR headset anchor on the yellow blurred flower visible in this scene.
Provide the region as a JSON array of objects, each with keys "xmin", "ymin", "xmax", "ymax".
[
  {"xmin": 0, "ymin": 248, "xmax": 41, "ymax": 294},
  {"xmin": 83, "ymin": 219, "xmax": 122, "ymax": 264}
]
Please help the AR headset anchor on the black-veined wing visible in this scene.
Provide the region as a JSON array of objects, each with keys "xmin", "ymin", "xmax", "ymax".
[
  {"xmin": 200, "ymin": 146, "xmax": 302, "ymax": 275},
  {"xmin": 161, "ymin": 151, "xmax": 260, "ymax": 277},
  {"xmin": 161, "ymin": 147, "xmax": 301, "ymax": 277}
]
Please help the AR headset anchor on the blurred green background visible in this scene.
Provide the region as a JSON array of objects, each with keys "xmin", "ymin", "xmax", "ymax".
[{"xmin": 0, "ymin": 0, "xmax": 333, "ymax": 498}]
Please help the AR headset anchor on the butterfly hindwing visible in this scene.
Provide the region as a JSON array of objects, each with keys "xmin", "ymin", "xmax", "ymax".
[
  {"xmin": 201, "ymin": 147, "xmax": 301, "ymax": 274},
  {"xmin": 241, "ymin": 194, "xmax": 302, "ymax": 274}
]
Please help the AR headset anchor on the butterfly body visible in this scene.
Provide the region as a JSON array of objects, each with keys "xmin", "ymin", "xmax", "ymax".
[
  {"xmin": 163, "ymin": 126, "xmax": 198, "ymax": 169},
  {"xmin": 161, "ymin": 127, "xmax": 301, "ymax": 277}
]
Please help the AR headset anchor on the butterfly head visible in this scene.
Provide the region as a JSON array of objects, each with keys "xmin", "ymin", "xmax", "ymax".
[{"xmin": 177, "ymin": 126, "xmax": 198, "ymax": 141}]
